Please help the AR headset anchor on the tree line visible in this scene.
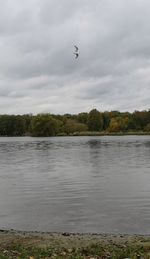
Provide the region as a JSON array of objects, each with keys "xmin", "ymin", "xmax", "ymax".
[{"xmin": 0, "ymin": 109, "xmax": 150, "ymax": 136}]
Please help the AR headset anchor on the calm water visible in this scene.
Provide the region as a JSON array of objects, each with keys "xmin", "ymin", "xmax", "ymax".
[{"xmin": 0, "ymin": 136, "xmax": 150, "ymax": 234}]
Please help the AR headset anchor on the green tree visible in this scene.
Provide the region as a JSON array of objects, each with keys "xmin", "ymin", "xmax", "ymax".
[
  {"xmin": 22, "ymin": 114, "xmax": 32, "ymax": 134},
  {"xmin": 0, "ymin": 115, "xmax": 26, "ymax": 136},
  {"xmin": 102, "ymin": 112, "xmax": 111, "ymax": 130},
  {"xmin": 63, "ymin": 119, "xmax": 87, "ymax": 134},
  {"xmin": 87, "ymin": 109, "xmax": 103, "ymax": 131},
  {"xmin": 132, "ymin": 110, "xmax": 150, "ymax": 130},
  {"xmin": 31, "ymin": 114, "xmax": 61, "ymax": 137},
  {"xmin": 77, "ymin": 112, "xmax": 88, "ymax": 124}
]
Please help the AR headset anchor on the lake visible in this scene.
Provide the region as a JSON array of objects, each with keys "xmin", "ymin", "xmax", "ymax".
[{"xmin": 0, "ymin": 136, "xmax": 150, "ymax": 234}]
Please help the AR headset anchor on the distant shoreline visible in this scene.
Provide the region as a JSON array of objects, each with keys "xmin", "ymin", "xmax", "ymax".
[
  {"xmin": 1, "ymin": 228, "xmax": 150, "ymax": 235},
  {"xmin": 56, "ymin": 131, "xmax": 150, "ymax": 136},
  {"xmin": 0, "ymin": 131, "xmax": 150, "ymax": 137}
]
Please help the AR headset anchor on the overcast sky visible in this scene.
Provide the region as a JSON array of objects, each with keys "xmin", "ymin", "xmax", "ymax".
[{"xmin": 0, "ymin": 0, "xmax": 150, "ymax": 114}]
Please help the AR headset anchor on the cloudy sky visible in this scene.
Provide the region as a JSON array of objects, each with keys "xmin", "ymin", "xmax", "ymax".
[{"xmin": 0, "ymin": 0, "xmax": 150, "ymax": 114}]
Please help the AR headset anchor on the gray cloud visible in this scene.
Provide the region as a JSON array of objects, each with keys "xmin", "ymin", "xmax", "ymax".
[{"xmin": 0, "ymin": 0, "xmax": 150, "ymax": 114}]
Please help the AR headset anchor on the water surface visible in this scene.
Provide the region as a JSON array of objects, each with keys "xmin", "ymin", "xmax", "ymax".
[{"xmin": 0, "ymin": 136, "xmax": 150, "ymax": 234}]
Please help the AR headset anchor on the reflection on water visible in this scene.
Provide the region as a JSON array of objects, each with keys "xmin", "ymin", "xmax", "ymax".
[{"xmin": 0, "ymin": 136, "xmax": 150, "ymax": 234}]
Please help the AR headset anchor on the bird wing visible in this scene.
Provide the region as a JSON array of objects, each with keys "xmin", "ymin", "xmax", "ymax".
[
  {"xmin": 74, "ymin": 53, "xmax": 79, "ymax": 58},
  {"xmin": 74, "ymin": 45, "xmax": 78, "ymax": 51}
]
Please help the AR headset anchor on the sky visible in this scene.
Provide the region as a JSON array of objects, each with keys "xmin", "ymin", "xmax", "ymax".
[{"xmin": 0, "ymin": 0, "xmax": 150, "ymax": 115}]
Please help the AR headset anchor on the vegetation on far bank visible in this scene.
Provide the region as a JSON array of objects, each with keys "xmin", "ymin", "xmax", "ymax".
[
  {"xmin": 0, "ymin": 109, "xmax": 150, "ymax": 137},
  {"xmin": 0, "ymin": 231, "xmax": 150, "ymax": 259}
]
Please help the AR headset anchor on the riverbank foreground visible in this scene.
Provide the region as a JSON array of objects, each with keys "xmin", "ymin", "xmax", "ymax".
[{"xmin": 0, "ymin": 231, "xmax": 150, "ymax": 258}]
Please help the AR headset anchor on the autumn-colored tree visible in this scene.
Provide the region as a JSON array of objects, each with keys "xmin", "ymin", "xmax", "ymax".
[
  {"xmin": 109, "ymin": 118, "xmax": 120, "ymax": 132},
  {"xmin": 144, "ymin": 123, "xmax": 150, "ymax": 132},
  {"xmin": 109, "ymin": 116, "xmax": 129, "ymax": 132}
]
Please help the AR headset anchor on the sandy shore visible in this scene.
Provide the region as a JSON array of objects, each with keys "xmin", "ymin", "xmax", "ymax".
[{"xmin": 0, "ymin": 229, "xmax": 149, "ymax": 246}]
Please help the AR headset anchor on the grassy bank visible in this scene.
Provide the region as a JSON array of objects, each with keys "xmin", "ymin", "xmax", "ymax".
[
  {"xmin": 0, "ymin": 230, "xmax": 150, "ymax": 258},
  {"xmin": 57, "ymin": 131, "xmax": 150, "ymax": 136}
]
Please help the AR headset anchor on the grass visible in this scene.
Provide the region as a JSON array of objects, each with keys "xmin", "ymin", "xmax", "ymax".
[
  {"xmin": 0, "ymin": 234, "xmax": 150, "ymax": 259},
  {"xmin": 0, "ymin": 244, "xmax": 150, "ymax": 259}
]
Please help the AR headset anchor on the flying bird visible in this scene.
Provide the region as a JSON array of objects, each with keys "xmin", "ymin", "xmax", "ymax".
[{"xmin": 74, "ymin": 45, "xmax": 79, "ymax": 59}]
